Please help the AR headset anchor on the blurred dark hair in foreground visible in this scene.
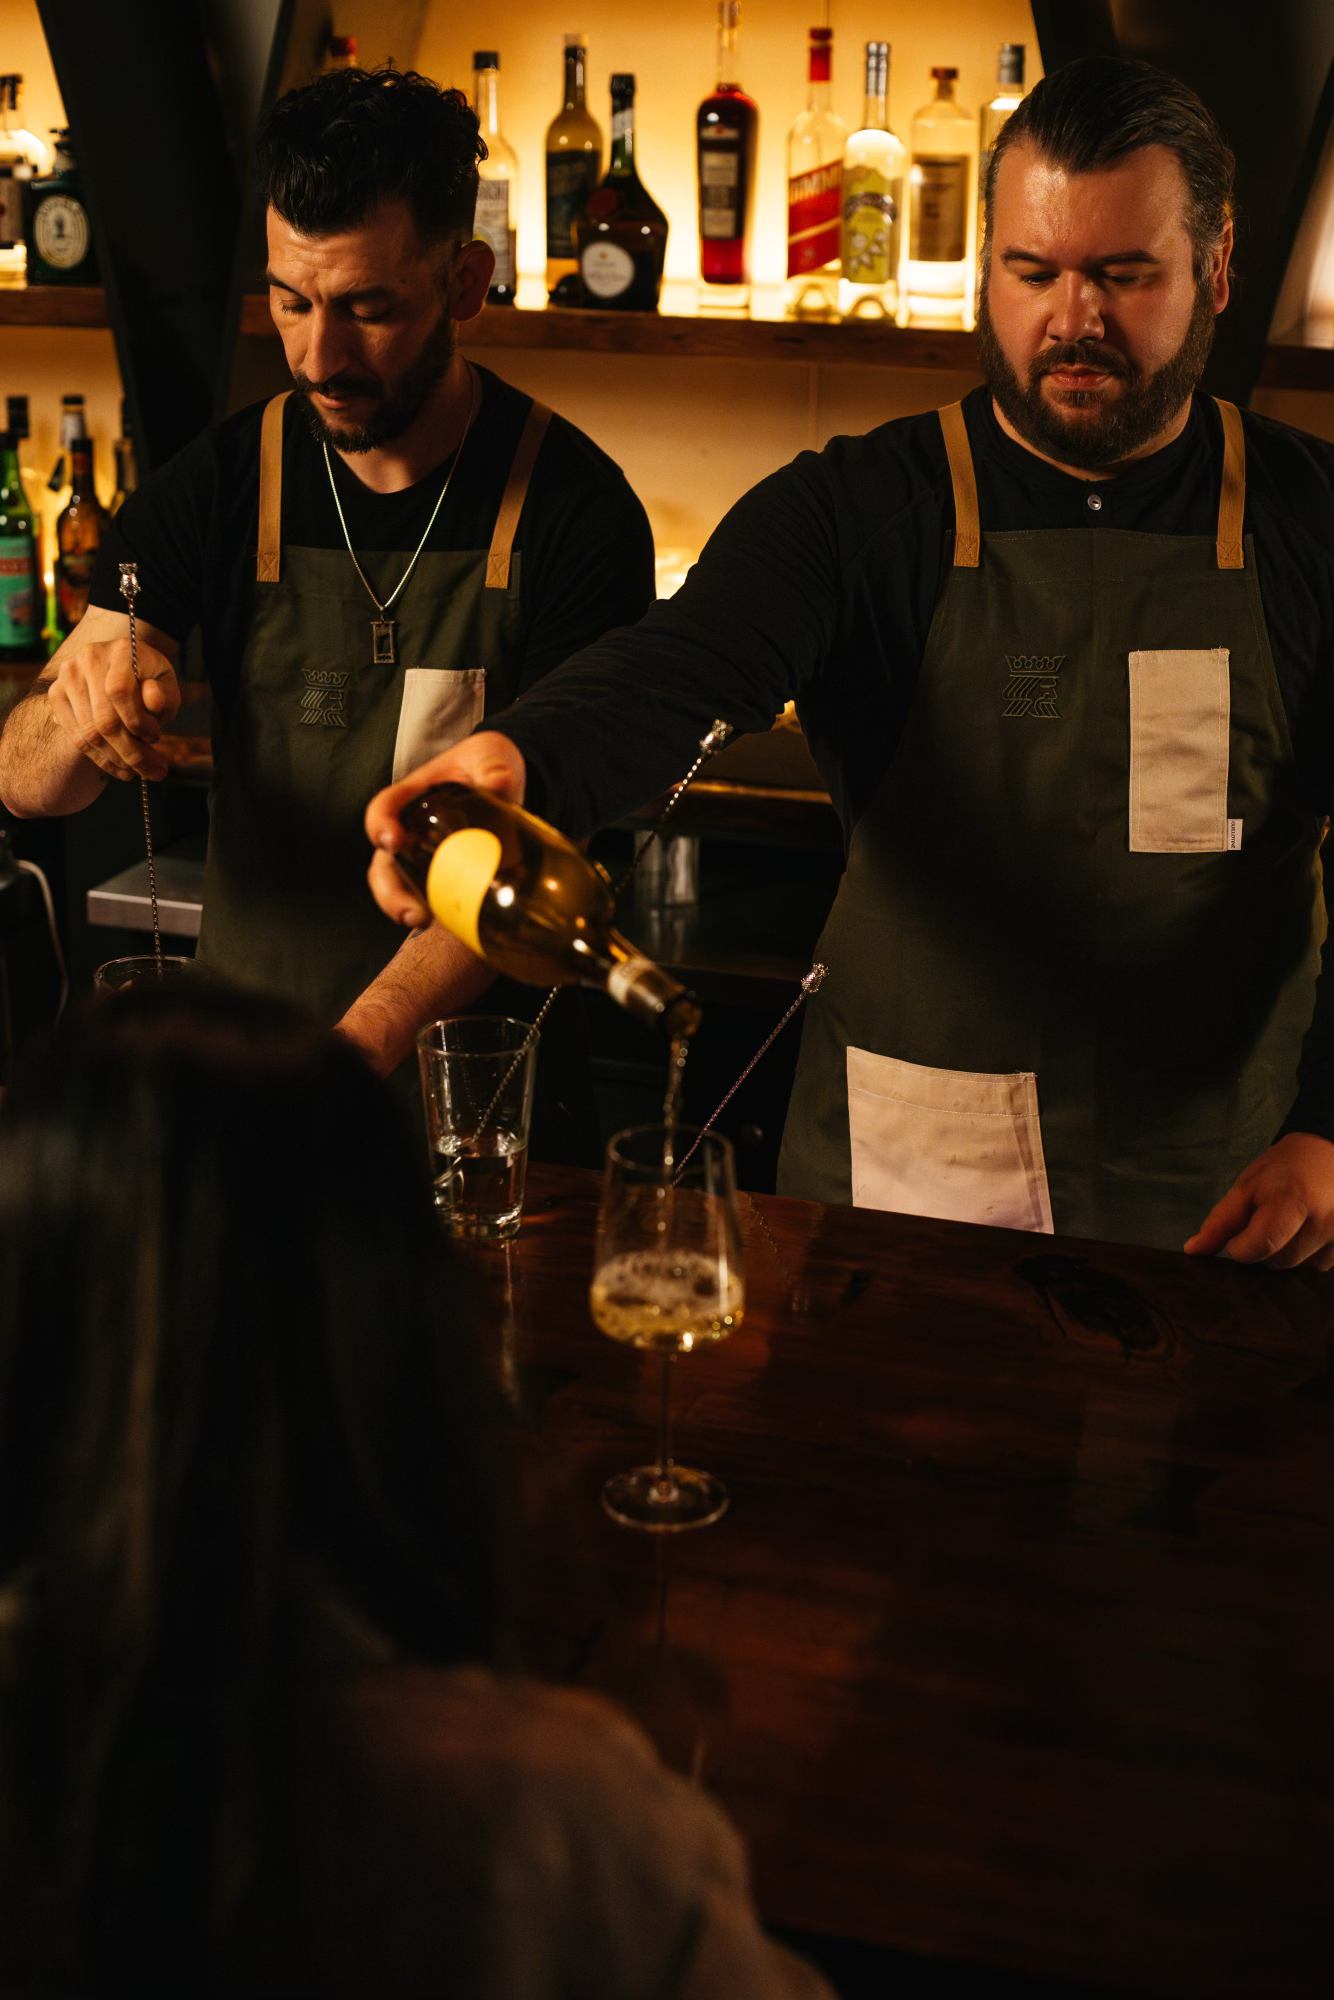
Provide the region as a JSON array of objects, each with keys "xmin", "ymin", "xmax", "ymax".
[{"xmin": 0, "ymin": 986, "xmax": 501, "ymax": 1989}]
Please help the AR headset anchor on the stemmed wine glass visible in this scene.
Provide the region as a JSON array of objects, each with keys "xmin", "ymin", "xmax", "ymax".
[{"xmin": 590, "ymin": 1125, "xmax": 744, "ymax": 1532}]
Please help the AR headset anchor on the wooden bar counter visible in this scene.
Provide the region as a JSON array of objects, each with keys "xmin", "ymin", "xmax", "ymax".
[{"xmin": 492, "ymin": 1164, "xmax": 1332, "ymax": 1998}]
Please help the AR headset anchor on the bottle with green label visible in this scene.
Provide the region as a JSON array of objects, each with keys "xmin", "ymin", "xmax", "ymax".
[
  {"xmin": 839, "ymin": 42, "xmax": 907, "ymax": 321},
  {"xmin": 0, "ymin": 428, "xmax": 42, "ymax": 662},
  {"xmin": 545, "ymin": 36, "xmax": 602, "ymax": 293},
  {"xmin": 25, "ymin": 128, "xmax": 97, "ymax": 286}
]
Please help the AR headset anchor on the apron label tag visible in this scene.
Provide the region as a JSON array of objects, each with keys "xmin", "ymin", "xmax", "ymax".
[
  {"xmin": 300, "ymin": 666, "xmax": 348, "ymax": 728},
  {"xmin": 1227, "ymin": 818, "xmax": 1243, "ymax": 849},
  {"xmin": 1003, "ymin": 654, "xmax": 1064, "ymax": 719}
]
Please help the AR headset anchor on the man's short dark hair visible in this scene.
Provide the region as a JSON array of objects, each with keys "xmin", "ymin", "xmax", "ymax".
[
  {"xmin": 256, "ymin": 65, "xmax": 486, "ymax": 242},
  {"xmin": 985, "ymin": 57, "xmax": 1235, "ymax": 276}
]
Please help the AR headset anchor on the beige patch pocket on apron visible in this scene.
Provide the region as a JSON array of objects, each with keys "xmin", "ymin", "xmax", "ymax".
[
  {"xmin": 392, "ymin": 667, "xmax": 487, "ymax": 782},
  {"xmin": 1128, "ymin": 648, "xmax": 1231, "ymax": 852},
  {"xmin": 846, "ymin": 1047, "xmax": 1054, "ymax": 1233}
]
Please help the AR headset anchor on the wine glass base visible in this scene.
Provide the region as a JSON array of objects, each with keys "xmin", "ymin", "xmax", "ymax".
[{"xmin": 601, "ymin": 1464, "xmax": 729, "ymax": 1534}]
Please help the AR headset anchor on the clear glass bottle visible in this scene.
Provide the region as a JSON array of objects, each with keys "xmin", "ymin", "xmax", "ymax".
[
  {"xmin": 839, "ymin": 42, "xmax": 907, "ymax": 321},
  {"xmin": 785, "ymin": 26, "xmax": 847, "ymax": 320},
  {"xmin": 0, "ymin": 427, "xmax": 42, "ymax": 663},
  {"xmin": 574, "ymin": 75, "xmax": 668, "ymax": 312},
  {"xmin": 395, "ymin": 783, "xmax": 700, "ymax": 1038},
  {"xmin": 54, "ymin": 434, "xmax": 108, "ymax": 636},
  {"xmin": 0, "ymin": 76, "xmax": 47, "ymax": 287},
  {"xmin": 545, "ymin": 36, "xmax": 603, "ymax": 294},
  {"xmin": 904, "ymin": 67, "xmax": 974, "ymax": 326},
  {"xmin": 978, "ymin": 44, "xmax": 1026, "ymax": 268},
  {"xmin": 696, "ymin": 1, "xmax": 758, "ymax": 312},
  {"xmin": 472, "ymin": 53, "xmax": 518, "ymax": 307}
]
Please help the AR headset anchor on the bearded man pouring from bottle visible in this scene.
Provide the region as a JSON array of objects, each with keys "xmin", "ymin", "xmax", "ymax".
[
  {"xmin": 368, "ymin": 58, "xmax": 1334, "ymax": 1268},
  {"xmin": 0, "ymin": 67, "xmax": 653, "ymax": 1162}
]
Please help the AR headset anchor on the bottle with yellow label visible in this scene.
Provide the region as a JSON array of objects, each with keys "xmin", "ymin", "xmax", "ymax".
[
  {"xmin": 839, "ymin": 42, "xmax": 906, "ymax": 321},
  {"xmin": 394, "ymin": 783, "xmax": 700, "ymax": 1037}
]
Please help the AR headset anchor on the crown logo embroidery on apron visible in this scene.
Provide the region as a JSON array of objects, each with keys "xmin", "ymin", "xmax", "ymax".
[
  {"xmin": 1002, "ymin": 654, "xmax": 1064, "ymax": 719},
  {"xmin": 299, "ymin": 666, "xmax": 349, "ymax": 727}
]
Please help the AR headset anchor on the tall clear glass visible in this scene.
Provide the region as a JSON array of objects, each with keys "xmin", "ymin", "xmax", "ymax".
[
  {"xmin": 417, "ymin": 1016, "xmax": 537, "ymax": 1241},
  {"xmin": 591, "ymin": 1126, "xmax": 744, "ymax": 1532}
]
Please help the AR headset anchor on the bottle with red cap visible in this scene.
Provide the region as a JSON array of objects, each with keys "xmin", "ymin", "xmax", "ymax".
[{"xmin": 785, "ymin": 25, "xmax": 847, "ymax": 320}]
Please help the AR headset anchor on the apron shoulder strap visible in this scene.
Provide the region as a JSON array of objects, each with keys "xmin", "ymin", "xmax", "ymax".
[
  {"xmin": 256, "ymin": 390, "xmax": 291, "ymax": 584},
  {"xmin": 938, "ymin": 401, "xmax": 980, "ymax": 568},
  {"xmin": 486, "ymin": 398, "xmax": 553, "ymax": 589},
  {"xmin": 1213, "ymin": 396, "xmax": 1245, "ymax": 571}
]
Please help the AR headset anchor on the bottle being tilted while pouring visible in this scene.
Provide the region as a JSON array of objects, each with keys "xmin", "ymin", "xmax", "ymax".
[{"xmin": 393, "ymin": 783, "xmax": 701, "ymax": 1040}]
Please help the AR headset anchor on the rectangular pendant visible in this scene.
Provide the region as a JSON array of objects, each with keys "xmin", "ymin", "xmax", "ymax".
[{"xmin": 372, "ymin": 618, "xmax": 397, "ymax": 666}]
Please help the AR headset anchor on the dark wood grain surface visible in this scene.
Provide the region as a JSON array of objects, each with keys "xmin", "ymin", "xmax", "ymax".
[{"xmin": 492, "ymin": 1163, "xmax": 1332, "ymax": 1999}]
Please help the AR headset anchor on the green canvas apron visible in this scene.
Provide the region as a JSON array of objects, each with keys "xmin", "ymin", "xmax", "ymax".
[
  {"xmin": 196, "ymin": 370, "xmax": 551, "ymax": 1024},
  {"xmin": 779, "ymin": 397, "xmax": 1327, "ymax": 1249}
]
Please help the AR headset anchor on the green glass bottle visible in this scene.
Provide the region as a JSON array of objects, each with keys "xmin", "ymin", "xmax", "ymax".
[{"xmin": 0, "ymin": 428, "xmax": 42, "ymax": 662}]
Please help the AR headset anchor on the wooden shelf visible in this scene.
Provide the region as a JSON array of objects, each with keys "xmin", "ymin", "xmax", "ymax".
[
  {"xmin": 0, "ymin": 284, "xmax": 109, "ymax": 327},
  {"xmin": 238, "ymin": 289, "xmax": 982, "ymax": 370},
  {"xmin": 4, "ymin": 284, "xmax": 1331, "ymax": 387}
]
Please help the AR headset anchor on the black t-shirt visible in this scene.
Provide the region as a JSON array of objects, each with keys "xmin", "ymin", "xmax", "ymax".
[
  {"xmin": 492, "ymin": 386, "xmax": 1334, "ymax": 1142},
  {"xmin": 88, "ymin": 364, "xmax": 656, "ymax": 729}
]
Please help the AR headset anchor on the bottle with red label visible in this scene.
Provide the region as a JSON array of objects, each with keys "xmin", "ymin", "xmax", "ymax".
[
  {"xmin": 0, "ymin": 426, "xmax": 41, "ymax": 663},
  {"xmin": 697, "ymin": 1, "xmax": 758, "ymax": 310},
  {"xmin": 786, "ymin": 25, "xmax": 847, "ymax": 320}
]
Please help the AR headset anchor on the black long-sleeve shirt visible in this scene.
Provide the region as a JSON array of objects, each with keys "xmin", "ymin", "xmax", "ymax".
[{"xmin": 493, "ymin": 386, "xmax": 1334, "ymax": 1143}]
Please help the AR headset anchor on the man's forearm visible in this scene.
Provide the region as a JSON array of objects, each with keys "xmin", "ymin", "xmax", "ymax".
[
  {"xmin": 0, "ymin": 676, "xmax": 107, "ymax": 817},
  {"xmin": 335, "ymin": 923, "xmax": 498, "ymax": 1076}
]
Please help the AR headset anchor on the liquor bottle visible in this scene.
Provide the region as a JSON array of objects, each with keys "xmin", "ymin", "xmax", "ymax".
[
  {"xmin": 839, "ymin": 42, "xmax": 907, "ymax": 321},
  {"xmin": 545, "ymin": 35, "xmax": 603, "ymax": 293},
  {"xmin": 574, "ymin": 75, "xmax": 668, "ymax": 312},
  {"xmin": 25, "ymin": 129, "xmax": 98, "ymax": 287},
  {"xmin": 5, "ymin": 395, "xmax": 41, "ymax": 631},
  {"xmin": 111, "ymin": 399, "xmax": 137, "ymax": 514},
  {"xmin": 394, "ymin": 784, "xmax": 700, "ymax": 1037},
  {"xmin": 324, "ymin": 33, "xmax": 358, "ymax": 70},
  {"xmin": 978, "ymin": 44, "xmax": 1026, "ymax": 259},
  {"xmin": 54, "ymin": 434, "xmax": 108, "ymax": 636},
  {"xmin": 0, "ymin": 428, "xmax": 42, "ymax": 663},
  {"xmin": 785, "ymin": 26, "xmax": 847, "ymax": 320},
  {"xmin": 696, "ymin": 1, "xmax": 758, "ymax": 309},
  {"xmin": 905, "ymin": 68, "xmax": 974, "ymax": 325},
  {"xmin": 0, "ymin": 76, "xmax": 47, "ymax": 287},
  {"xmin": 473, "ymin": 53, "xmax": 518, "ymax": 307}
]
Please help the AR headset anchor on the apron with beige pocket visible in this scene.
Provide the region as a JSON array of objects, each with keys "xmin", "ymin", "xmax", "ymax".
[
  {"xmin": 196, "ymin": 375, "xmax": 550, "ymax": 1023},
  {"xmin": 779, "ymin": 398, "xmax": 1326, "ymax": 1249}
]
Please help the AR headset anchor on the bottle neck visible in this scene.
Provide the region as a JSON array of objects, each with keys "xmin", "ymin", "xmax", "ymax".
[
  {"xmin": 562, "ymin": 47, "xmax": 586, "ymax": 113},
  {"xmin": 67, "ymin": 440, "xmax": 93, "ymax": 498},
  {"xmin": 0, "ymin": 438, "xmax": 23, "ymax": 489},
  {"xmin": 807, "ymin": 37, "xmax": 831, "ymax": 110},
  {"xmin": 933, "ymin": 78, "xmax": 956, "ymax": 104},
  {"xmin": 59, "ymin": 410, "xmax": 85, "ymax": 452},
  {"xmin": 475, "ymin": 69, "xmax": 501, "ymax": 139},
  {"xmin": 609, "ymin": 101, "xmax": 636, "ymax": 175},
  {"xmin": 862, "ymin": 86, "xmax": 888, "ymax": 131},
  {"xmin": 716, "ymin": 21, "xmax": 740, "ymax": 88}
]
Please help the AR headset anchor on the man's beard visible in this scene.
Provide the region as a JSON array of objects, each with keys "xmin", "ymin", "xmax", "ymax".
[
  {"xmin": 294, "ymin": 310, "xmax": 456, "ymax": 453},
  {"xmin": 975, "ymin": 279, "xmax": 1216, "ymax": 471}
]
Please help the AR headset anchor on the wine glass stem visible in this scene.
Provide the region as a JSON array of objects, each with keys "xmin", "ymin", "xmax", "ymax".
[{"xmin": 654, "ymin": 1347, "xmax": 674, "ymax": 1480}]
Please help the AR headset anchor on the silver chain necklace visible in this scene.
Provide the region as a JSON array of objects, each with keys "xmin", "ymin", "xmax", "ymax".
[{"xmin": 323, "ymin": 366, "xmax": 480, "ymax": 666}]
